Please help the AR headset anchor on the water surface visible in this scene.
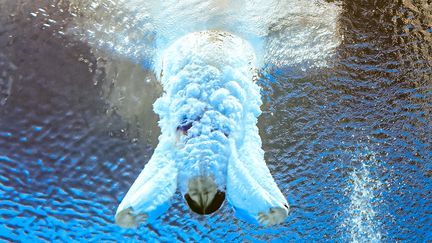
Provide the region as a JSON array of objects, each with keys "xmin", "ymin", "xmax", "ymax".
[{"xmin": 0, "ymin": 0, "xmax": 431, "ymax": 242}]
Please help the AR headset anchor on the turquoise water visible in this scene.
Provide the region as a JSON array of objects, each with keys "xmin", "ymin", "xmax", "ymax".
[{"xmin": 0, "ymin": 0, "xmax": 431, "ymax": 242}]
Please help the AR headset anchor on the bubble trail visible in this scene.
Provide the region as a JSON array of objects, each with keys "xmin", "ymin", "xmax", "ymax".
[{"xmin": 344, "ymin": 152, "xmax": 383, "ymax": 243}]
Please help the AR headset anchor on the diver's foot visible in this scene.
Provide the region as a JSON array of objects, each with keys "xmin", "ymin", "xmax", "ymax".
[
  {"xmin": 115, "ymin": 207, "xmax": 148, "ymax": 228},
  {"xmin": 257, "ymin": 207, "xmax": 288, "ymax": 226}
]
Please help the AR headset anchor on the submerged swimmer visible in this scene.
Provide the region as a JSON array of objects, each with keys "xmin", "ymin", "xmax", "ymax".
[{"xmin": 115, "ymin": 30, "xmax": 289, "ymax": 227}]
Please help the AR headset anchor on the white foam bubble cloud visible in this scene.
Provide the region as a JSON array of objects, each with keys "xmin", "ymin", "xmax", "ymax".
[
  {"xmin": 66, "ymin": 0, "xmax": 341, "ymax": 227},
  {"xmin": 69, "ymin": 0, "xmax": 341, "ymax": 70}
]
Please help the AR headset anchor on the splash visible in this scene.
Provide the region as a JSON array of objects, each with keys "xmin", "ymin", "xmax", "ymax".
[
  {"xmin": 66, "ymin": 0, "xmax": 341, "ymax": 139},
  {"xmin": 115, "ymin": 30, "xmax": 289, "ymax": 227},
  {"xmin": 154, "ymin": 31, "xmax": 258, "ymax": 195},
  {"xmin": 68, "ymin": 0, "xmax": 341, "ymax": 69},
  {"xmin": 66, "ymin": 0, "xmax": 341, "ymax": 227}
]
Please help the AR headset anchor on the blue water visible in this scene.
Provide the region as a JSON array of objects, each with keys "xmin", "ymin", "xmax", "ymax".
[{"xmin": 0, "ymin": 0, "xmax": 431, "ymax": 242}]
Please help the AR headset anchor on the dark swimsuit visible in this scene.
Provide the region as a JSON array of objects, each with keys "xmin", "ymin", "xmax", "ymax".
[{"xmin": 176, "ymin": 117, "xmax": 229, "ymax": 138}]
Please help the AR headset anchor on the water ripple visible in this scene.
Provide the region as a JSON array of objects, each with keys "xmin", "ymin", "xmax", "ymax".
[{"xmin": 0, "ymin": 0, "xmax": 431, "ymax": 241}]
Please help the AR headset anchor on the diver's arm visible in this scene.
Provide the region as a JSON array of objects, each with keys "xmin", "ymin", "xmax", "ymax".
[{"xmin": 115, "ymin": 139, "xmax": 177, "ymax": 228}]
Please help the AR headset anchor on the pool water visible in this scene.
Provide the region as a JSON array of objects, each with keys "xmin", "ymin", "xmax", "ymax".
[{"xmin": 0, "ymin": 0, "xmax": 431, "ymax": 242}]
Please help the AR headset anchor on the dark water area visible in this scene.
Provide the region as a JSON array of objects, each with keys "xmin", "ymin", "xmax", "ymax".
[{"xmin": 0, "ymin": 0, "xmax": 431, "ymax": 242}]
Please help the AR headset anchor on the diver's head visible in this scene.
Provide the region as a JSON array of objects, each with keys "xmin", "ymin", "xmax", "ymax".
[{"xmin": 185, "ymin": 176, "xmax": 225, "ymax": 215}]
